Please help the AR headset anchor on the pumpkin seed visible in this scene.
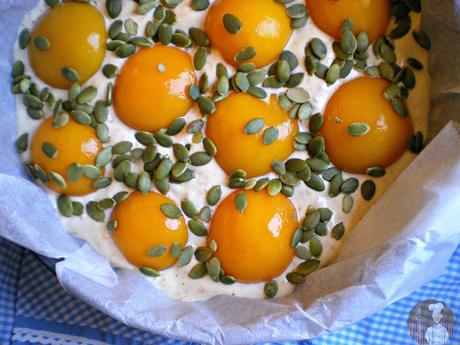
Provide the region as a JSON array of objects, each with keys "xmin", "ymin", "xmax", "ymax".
[
  {"xmin": 188, "ymin": 263, "xmax": 207, "ymax": 279},
  {"xmin": 291, "ymin": 228, "xmax": 303, "ymax": 248},
  {"xmin": 48, "ymin": 171, "xmax": 66, "ymax": 188},
  {"xmin": 234, "ymin": 192, "xmax": 247, "ymax": 213},
  {"xmin": 285, "ymin": 158, "xmax": 307, "ymax": 173},
  {"xmin": 361, "ymin": 180, "xmax": 376, "ymax": 201},
  {"xmin": 19, "ymin": 29, "xmax": 30, "ymax": 49},
  {"xmin": 207, "ymin": 257, "xmax": 221, "ymax": 281},
  {"xmin": 177, "ymin": 245, "xmax": 194, "ymax": 267},
  {"xmin": 77, "ymin": 86, "xmax": 97, "ymax": 104},
  {"xmin": 340, "ymin": 30, "xmax": 357, "ymax": 55},
  {"xmin": 267, "ymin": 179, "xmax": 282, "ymax": 196},
  {"xmin": 97, "ymin": 198, "xmax": 116, "ymax": 210},
  {"xmin": 276, "ymin": 59, "xmax": 291, "ymax": 83},
  {"xmin": 112, "ymin": 141, "xmax": 132, "ymax": 155},
  {"xmin": 380, "ymin": 44, "xmax": 396, "ymax": 64},
  {"xmin": 86, "ymin": 201, "xmax": 105, "ymax": 222},
  {"xmin": 309, "ymin": 113, "xmax": 323, "ymax": 133},
  {"xmin": 325, "ymin": 64, "xmax": 340, "ymax": 85},
  {"xmin": 194, "ymin": 47, "xmax": 208, "ymax": 70},
  {"xmin": 57, "ymin": 195, "xmax": 73, "ymax": 217},
  {"xmin": 154, "ymin": 177, "xmax": 170, "ymax": 194},
  {"xmin": 191, "ymin": 0, "xmax": 209, "ymax": 10},
  {"xmin": 321, "ymin": 167, "xmax": 340, "ymax": 182},
  {"xmin": 341, "ymin": 177, "xmax": 359, "ymax": 193},
  {"xmin": 102, "ymin": 64, "xmax": 120, "ymax": 78},
  {"xmin": 41, "ymin": 142, "xmax": 58, "ymax": 158},
  {"xmin": 205, "ymin": 185, "xmax": 221, "ymax": 206},
  {"xmin": 194, "ymin": 246, "xmax": 212, "ymax": 263},
  {"xmin": 198, "ymin": 206, "xmax": 211, "ymax": 223},
  {"xmin": 296, "ymin": 259, "xmax": 320, "ymax": 276},
  {"xmin": 263, "ymin": 126, "xmax": 279, "ymax": 145},
  {"xmin": 153, "ymin": 158, "xmax": 171, "ymax": 180},
  {"xmin": 391, "ymin": 98, "xmax": 407, "ymax": 117},
  {"xmin": 223, "ymin": 13, "xmax": 242, "ymax": 34},
  {"xmin": 137, "ymin": 0, "xmax": 155, "ymax": 14},
  {"xmin": 407, "ymin": 57, "xmax": 423, "ymax": 70},
  {"xmin": 170, "ymin": 242, "xmax": 182, "ymax": 257},
  {"xmin": 287, "ymin": 88, "xmax": 310, "ymax": 104},
  {"xmin": 92, "ymin": 177, "xmax": 112, "ymax": 189},
  {"xmin": 95, "ymin": 146, "xmax": 113, "ymax": 168},
  {"xmin": 135, "ymin": 132, "xmax": 155, "ymax": 146},
  {"xmin": 61, "ymin": 67, "xmax": 80, "ymax": 82},
  {"xmin": 309, "ymin": 236, "xmax": 322, "ymax": 257},
  {"xmin": 264, "ymin": 280, "xmax": 278, "ymax": 298},
  {"xmin": 347, "ymin": 122, "xmax": 370, "ymax": 137},
  {"xmin": 15, "ymin": 133, "xmax": 28, "ymax": 153},
  {"xmin": 303, "ymin": 209, "xmax": 320, "ymax": 230},
  {"xmin": 181, "ymin": 198, "xmax": 198, "ymax": 218},
  {"xmin": 307, "ymin": 136, "xmax": 325, "ymax": 157},
  {"xmin": 287, "ymin": 3, "xmax": 306, "ymax": 18},
  {"xmin": 170, "ymin": 169, "xmax": 195, "ymax": 183},
  {"xmin": 23, "ymin": 94, "xmax": 43, "ymax": 110},
  {"xmin": 366, "ymin": 166, "xmax": 385, "ymax": 178},
  {"xmin": 108, "ymin": 20, "xmax": 123, "ymax": 39},
  {"xmin": 244, "ymin": 118, "xmax": 264, "ymax": 135},
  {"xmin": 188, "ymin": 151, "xmax": 211, "ymax": 166},
  {"xmin": 170, "ymin": 162, "xmax": 186, "ymax": 177},
  {"xmin": 115, "ymin": 44, "xmax": 136, "ymax": 58},
  {"xmin": 139, "ymin": 267, "xmax": 160, "ymax": 277},
  {"xmin": 342, "ymin": 194, "xmax": 354, "ymax": 214},
  {"xmin": 413, "ymin": 30, "xmax": 431, "ymax": 50},
  {"xmin": 71, "ymin": 201, "xmax": 84, "ymax": 217},
  {"xmin": 314, "ymin": 222, "xmax": 327, "ymax": 236},
  {"xmin": 197, "ymin": 96, "xmax": 216, "ymax": 115},
  {"xmin": 294, "ymin": 245, "xmax": 310, "ymax": 260},
  {"xmin": 248, "ymin": 69, "xmax": 266, "ymax": 86},
  {"xmin": 291, "ymin": 15, "xmax": 308, "ymax": 29},
  {"xmin": 160, "ymin": 203, "xmax": 182, "ymax": 219},
  {"xmin": 234, "ymin": 46, "xmax": 256, "ymax": 62},
  {"xmin": 309, "ymin": 38, "xmax": 327, "ymax": 59},
  {"xmin": 331, "ymin": 222, "xmax": 345, "ymax": 240},
  {"xmin": 306, "ymin": 158, "xmax": 328, "ymax": 173},
  {"xmin": 189, "ymin": 27, "xmax": 209, "ymax": 46},
  {"xmin": 188, "ymin": 219, "xmax": 208, "ymax": 236},
  {"xmin": 305, "ymin": 173, "xmax": 325, "ymax": 192},
  {"xmin": 254, "ymin": 178, "xmax": 269, "ymax": 192},
  {"xmin": 66, "ymin": 163, "xmax": 82, "ymax": 182},
  {"xmin": 286, "ymin": 272, "xmax": 305, "ymax": 284},
  {"xmin": 145, "ymin": 245, "xmax": 167, "ymax": 258},
  {"xmin": 34, "ymin": 36, "xmax": 51, "ymax": 51},
  {"xmin": 106, "ymin": 0, "xmax": 122, "ymax": 18}
]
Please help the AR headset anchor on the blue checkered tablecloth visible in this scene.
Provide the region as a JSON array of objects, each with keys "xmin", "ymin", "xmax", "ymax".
[{"xmin": 0, "ymin": 237, "xmax": 459, "ymax": 345}]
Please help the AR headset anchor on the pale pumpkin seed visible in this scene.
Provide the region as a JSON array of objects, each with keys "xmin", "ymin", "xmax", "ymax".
[
  {"xmin": 34, "ymin": 36, "xmax": 51, "ymax": 51},
  {"xmin": 139, "ymin": 267, "xmax": 160, "ymax": 277},
  {"xmin": 96, "ymin": 147, "xmax": 113, "ymax": 168},
  {"xmin": 188, "ymin": 219, "xmax": 208, "ymax": 236},
  {"xmin": 147, "ymin": 245, "xmax": 167, "ymax": 257},
  {"xmin": 234, "ymin": 192, "xmax": 247, "ymax": 213},
  {"xmin": 86, "ymin": 201, "xmax": 105, "ymax": 222},
  {"xmin": 177, "ymin": 245, "xmax": 194, "ymax": 267},
  {"xmin": 342, "ymin": 194, "xmax": 354, "ymax": 214},
  {"xmin": 347, "ymin": 122, "xmax": 370, "ymax": 137},
  {"xmin": 244, "ymin": 118, "xmax": 264, "ymax": 134},
  {"xmin": 137, "ymin": 172, "xmax": 152, "ymax": 193},
  {"xmin": 170, "ymin": 242, "xmax": 182, "ymax": 257},
  {"xmin": 263, "ymin": 126, "xmax": 279, "ymax": 145},
  {"xmin": 286, "ymin": 87, "xmax": 310, "ymax": 103},
  {"xmin": 223, "ymin": 13, "xmax": 242, "ymax": 34},
  {"xmin": 137, "ymin": 0, "xmax": 156, "ymax": 14},
  {"xmin": 57, "ymin": 195, "xmax": 73, "ymax": 217},
  {"xmin": 264, "ymin": 280, "xmax": 278, "ymax": 298},
  {"xmin": 61, "ymin": 67, "xmax": 80, "ymax": 82},
  {"xmin": 197, "ymin": 96, "xmax": 216, "ymax": 115}
]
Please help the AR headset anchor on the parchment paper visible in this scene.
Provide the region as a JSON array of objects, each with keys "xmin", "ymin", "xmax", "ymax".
[{"xmin": 1, "ymin": 1, "xmax": 460, "ymax": 344}]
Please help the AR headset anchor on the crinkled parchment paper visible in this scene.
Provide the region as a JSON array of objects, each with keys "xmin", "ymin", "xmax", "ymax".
[{"xmin": 1, "ymin": 1, "xmax": 459, "ymax": 344}]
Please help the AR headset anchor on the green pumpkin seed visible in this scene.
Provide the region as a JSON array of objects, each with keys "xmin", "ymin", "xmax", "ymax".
[
  {"xmin": 112, "ymin": 191, "xmax": 129, "ymax": 204},
  {"xmin": 391, "ymin": 98, "xmax": 408, "ymax": 117},
  {"xmin": 97, "ymin": 198, "xmax": 116, "ymax": 210},
  {"xmin": 153, "ymin": 158, "xmax": 172, "ymax": 180},
  {"xmin": 66, "ymin": 163, "xmax": 82, "ymax": 182},
  {"xmin": 322, "ymin": 167, "xmax": 340, "ymax": 182},
  {"xmin": 264, "ymin": 280, "xmax": 278, "ymax": 298},
  {"xmin": 15, "ymin": 133, "xmax": 28, "ymax": 153},
  {"xmin": 34, "ymin": 36, "xmax": 51, "ymax": 51},
  {"xmin": 305, "ymin": 173, "xmax": 325, "ymax": 192},
  {"xmin": 146, "ymin": 245, "xmax": 167, "ymax": 257},
  {"xmin": 286, "ymin": 272, "xmax": 305, "ymax": 284},
  {"xmin": 181, "ymin": 198, "xmax": 198, "ymax": 218},
  {"xmin": 108, "ymin": 20, "xmax": 123, "ymax": 39},
  {"xmin": 412, "ymin": 31, "xmax": 431, "ymax": 50},
  {"xmin": 207, "ymin": 257, "xmax": 221, "ymax": 281},
  {"xmin": 106, "ymin": 0, "xmax": 122, "ymax": 18},
  {"xmin": 96, "ymin": 124, "xmax": 109, "ymax": 143},
  {"xmin": 19, "ymin": 29, "xmax": 30, "ymax": 49},
  {"xmin": 285, "ymin": 158, "xmax": 307, "ymax": 173},
  {"xmin": 286, "ymin": 87, "xmax": 310, "ymax": 103},
  {"xmin": 23, "ymin": 94, "xmax": 43, "ymax": 110},
  {"xmin": 380, "ymin": 44, "xmax": 396, "ymax": 64},
  {"xmin": 189, "ymin": 27, "xmax": 209, "ymax": 46},
  {"xmin": 276, "ymin": 59, "xmax": 291, "ymax": 83},
  {"xmin": 171, "ymin": 162, "xmax": 187, "ymax": 177},
  {"xmin": 61, "ymin": 67, "xmax": 80, "ymax": 82},
  {"xmin": 205, "ymin": 185, "xmax": 221, "ymax": 206},
  {"xmin": 191, "ymin": 0, "xmax": 209, "ymax": 10},
  {"xmin": 160, "ymin": 203, "xmax": 182, "ymax": 219},
  {"xmin": 303, "ymin": 209, "xmax": 320, "ymax": 230},
  {"xmin": 92, "ymin": 177, "xmax": 112, "ymax": 189},
  {"xmin": 248, "ymin": 86, "xmax": 267, "ymax": 99},
  {"xmin": 154, "ymin": 177, "xmax": 170, "ymax": 194},
  {"xmin": 177, "ymin": 245, "xmax": 194, "ymax": 267},
  {"xmin": 306, "ymin": 158, "xmax": 328, "ymax": 173},
  {"xmin": 268, "ymin": 179, "xmax": 282, "ymax": 196},
  {"xmin": 52, "ymin": 112, "xmax": 69, "ymax": 129},
  {"xmin": 356, "ymin": 31, "xmax": 369, "ymax": 53},
  {"xmin": 309, "ymin": 236, "xmax": 322, "ymax": 257},
  {"xmin": 325, "ymin": 64, "xmax": 341, "ymax": 85},
  {"xmin": 248, "ymin": 69, "xmax": 266, "ymax": 86},
  {"xmin": 309, "ymin": 38, "xmax": 327, "ymax": 59},
  {"xmin": 71, "ymin": 201, "xmax": 84, "ymax": 216},
  {"xmin": 309, "ymin": 113, "xmax": 324, "ymax": 133},
  {"xmin": 202, "ymin": 138, "xmax": 217, "ymax": 156},
  {"xmin": 340, "ymin": 177, "xmax": 359, "ymax": 194},
  {"xmin": 194, "ymin": 246, "xmax": 212, "ymax": 263},
  {"xmin": 367, "ymin": 166, "xmax": 386, "ymax": 177},
  {"xmin": 139, "ymin": 267, "xmax": 160, "ymax": 277},
  {"xmin": 49, "ymin": 171, "xmax": 66, "ymax": 188},
  {"xmin": 234, "ymin": 46, "xmax": 256, "ymax": 62},
  {"xmin": 102, "ymin": 64, "xmax": 120, "ymax": 79},
  {"xmin": 170, "ymin": 242, "xmax": 182, "ymax": 257},
  {"xmin": 328, "ymin": 173, "xmax": 343, "ymax": 197},
  {"xmin": 189, "ymin": 151, "xmax": 212, "ymax": 166},
  {"xmin": 361, "ymin": 180, "xmax": 376, "ymax": 201},
  {"xmin": 263, "ymin": 126, "xmax": 279, "ymax": 145},
  {"xmin": 287, "ymin": 3, "xmax": 306, "ymax": 18},
  {"xmin": 238, "ymin": 62, "xmax": 256, "ymax": 73},
  {"xmin": 137, "ymin": 0, "xmax": 155, "ymax": 14},
  {"xmin": 170, "ymin": 169, "xmax": 195, "ymax": 183},
  {"xmin": 307, "ymin": 136, "xmax": 325, "ymax": 157},
  {"xmin": 41, "ymin": 142, "xmax": 58, "ymax": 158},
  {"xmin": 291, "ymin": 228, "xmax": 303, "ymax": 248},
  {"xmin": 342, "ymin": 194, "xmax": 354, "ymax": 214},
  {"xmin": 86, "ymin": 201, "xmax": 105, "ymax": 222},
  {"xmin": 77, "ymin": 86, "xmax": 97, "ymax": 104},
  {"xmin": 135, "ymin": 132, "xmax": 155, "ymax": 146},
  {"xmin": 96, "ymin": 146, "xmax": 113, "ymax": 168},
  {"xmin": 234, "ymin": 192, "xmax": 247, "ymax": 213},
  {"xmin": 254, "ymin": 178, "xmax": 269, "ymax": 191},
  {"xmin": 198, "ymin": 206, "xmax": 211, "ymax": 223},
  {"xmin": 115, "ymin": 44, "xmax": 136, "ymax": 58},
  {"xmin": 194, "ymin": 47, "xmax": 208, "ymax": 70},
  {"xmin": 112, "ymin": 141, "xmax": 133, "ymax": 155},
  {"xmin": 331, "ymin": 222, "xmax": 345, "ymax": 240},
  {"xmin": 165, "ymin": 118, "xmax": 185, "ymax": 136},
  {"xmin": 81, "ymin": 164, "xmax": 100, "ymax": 180},
  {"xmin": 269, "ymin": 160, "xmax": 285, "ymax": 176},
  {"xmin": 314, "ymin": 222, "xmax": 327, "ymax": 236},
  {"xmin": 295, "ymin": 245, "xmax": 310, "ymax": 260},
  {"xmin": 347, "ymin": 122, "xmax": 370, "ymax": 137},
  {"xmin": 223, "ymin": 13, "xmax": 242, "ymax": 34},
  {"xmin": 57, "ymin": 195, "xmax": 73, "ymax": 217},
  {"xmin": 197, "ymin": 96, "xmax": 216, "ymax": 115},
  {"xmin": 188, "ymin": 219, "xmax": 208, "ymax": 236},
  {"xmin": 296, "ymin": 259, "xmax": 320, "ymax": 276},
  {"xmin": 188, "ymin": 263, "xmax": 207, "ymax": 279},
  {"xmin": 136, "ymin": 172, "xmax": 151, "ymax": 194},
  {"xmin": 340, "ymin": 30, "xmax": 357, "ymax": 55},
  {"xmin": 407, "ymin": 57, "xmax": 423, "ymax": 70}
]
